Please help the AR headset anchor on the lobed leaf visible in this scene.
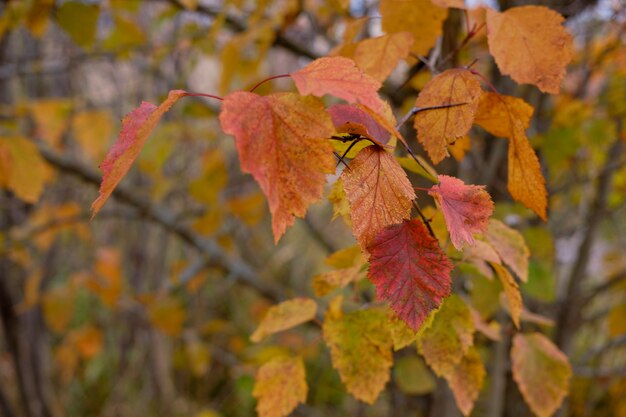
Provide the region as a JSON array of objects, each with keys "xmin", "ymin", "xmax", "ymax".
[
  {"xmin": 253, "ymin": 356, "xmax": 308, "ymax": 417},
  {"xmin": 414, "ymin": 69, "xmax": 482, "ymax": 164},
  {"xmin": 91, "ymin": 90, "xmax": 187, "ymax": 217},
  {"xmin": 342, "ymin": 146, "xmax": 415, "ymax": 250},
  {"xmin": 428, "ymin": 175, "xmax": 494, "ymax": 249},
  {"xmin": 368, "ymin": 219, "xmax": 453, "ymax": 331},
  {"xmin": 417, "ymin": 294, "xmax": 474, "ymax": 376},
  {"xmin": 323, "ymin": 308, "xmax": 393, "ymax": 404},
  {"xmin": 290, "ymin": 56, "xmax": 385, "ymax": 112},
  {"xmin": 251, "ymin": 298, "xmax": 318, "ymax": 342},
  {"xmin": 486, "ymin": 6, "xmax": 573, "ymax": 94},
  {"xmin": 219, "ymin": 92, "xmax": 335, "ymax": 243},
  {"xmin": 511, "ymin": 333, "xmax": 572, "ymax": 417}
]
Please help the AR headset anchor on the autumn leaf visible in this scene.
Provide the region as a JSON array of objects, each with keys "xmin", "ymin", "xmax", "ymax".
[
  {"xmin": 91, "ymin": 90, "xmax": 188, "ymax": 217},
  {"xmin": 428, "ymin": 175, "xmax": 494, "ymax": 249},
  {"xmin": 28, "ymin": 99, "xmax": 73, "ymax": 148},
  {"xmin": 367, "ymin": 219, "xmax": 453, "ymax": 330},
  {"xmin": 486, "ymin": 6, "xmax": 573, "ymax": 94},
  {"xmin": 492, "ymin": 263, "xmax": 522, "ymax": 328},
  {"xmin": 417, "ymin": 294, "xmax": 474, "ymax": 376},
  {"xmin": 353, "ymin": 32, "xmax": 414, "ymax": 82},
  {"xmin": 329, "ymin": 104, "xmax": 391, "ymax": 146},
  {"xmin": 485, "ymin": 219, "xmax": 530, "ymax": 282},
  {"xmin": 511, "ymin": 333, "xmax": 572, "ymax": 417},
  {"xmin": 341, "ymin": 146, "xmax": 415, "ymax": 249},
  {"xmin": 253, "ymin": 356, "xmax": 308, "ymax": 417},
  {"xmin": 394, "ymin": 356, "xmax": 436, "ymax": 395},
  {"xmin": 388, "ymin": 312, "xmax": 418, "ymax": 350},
  {"xmin": 0, "ymin": 136, "xmax": 47, "ymax": 203},
  {"xmin": 323, "ymin": 308, "xmax": 392, "ymax": 404},
  {"xmin": 219, "ymin": 92, "xmax": 335, "ymax": 243},
  {"xmin": 474, "ymin": 92, "xmax": 534, "ymax": 138},
  {"xmin": 290, "ymin": 56, "xmax": 385, "ymax": 112},
  {"xmin": 444, "ymin": 347, "xmax": 485, "ymax": 416},
  {"xmin": 414, "ymin": 69, "xmax": 482, "ymax": 164},
  {"xmin": 380, "ymin": 0, "xmax": 448, "ymax": 56},
  {"xmin": 251, "ymin": 298, "xmax": 317, "ymax": 342}
]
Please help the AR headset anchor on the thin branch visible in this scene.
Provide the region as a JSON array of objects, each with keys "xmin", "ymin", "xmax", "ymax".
[
  {"xmin": 578, "ymin": 334, "xmax": 626, "ymax": 364},
  {"xmin": 36, "ymin": 144, "xmax": 286, "ymax": 303}
]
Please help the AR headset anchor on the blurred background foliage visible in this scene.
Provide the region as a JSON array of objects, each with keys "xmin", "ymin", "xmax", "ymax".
[{"xmin": 0, "ymin": 0, "xmax": 625, "ymax": 416}]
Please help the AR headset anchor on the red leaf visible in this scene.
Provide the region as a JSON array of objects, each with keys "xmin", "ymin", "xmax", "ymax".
[
  {"xmin": 329, "ymin": 104, "xmax": 391, "ymax": 146},
  {"xmin": 428, "ymin": 175, "xmax": 494, "ymax": 249},
  {"xmin": 219, "ymin": 92, "xmax": 335, "ymax": 243},
  {"xmin": 290, "ymin": 56, "xmax": 385, "ymax": 113},
  {"xmin": 91, "ymin": 90, "xmax": 187, "ymax": 216},
  {"xmin": 367, "ymin": 219, "xmax": 453, "ymax": 330}
]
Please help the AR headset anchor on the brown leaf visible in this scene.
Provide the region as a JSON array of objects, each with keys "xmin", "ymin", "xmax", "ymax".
[
  {"xmin": 486, "ymin": 6, "xmax": 573, "ymax": 94},
  {"xmin": 219, "ymin": 92, "xmax": 335, "ymax": 243},
  {"xmin": 414, "ymin": 69, "xmax": 482, "ymax": 164},
  {"xmin": 341, "ymin": 146, "xmax": 415, "ymax": 250}
]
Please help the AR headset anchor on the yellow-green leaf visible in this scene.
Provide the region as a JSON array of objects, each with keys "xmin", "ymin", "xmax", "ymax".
[{"xmin": 251, "ymin": 298, "xmax": 317, "ymax": 343}]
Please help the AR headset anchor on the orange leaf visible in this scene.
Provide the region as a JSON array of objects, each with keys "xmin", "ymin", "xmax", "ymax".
[
  {"xmin": 341, "ymin": 146, "xmax": 415, "ymax": 250},
  {"xmin": 444, "ymin": 347, "xmax": 485, "ymax": 416},
  {"xmin": 220, "ymin": 92, "xmax": 335, "ymax": 243},
  {"xmin": 353, "ymin": 32, "xmax": 414, "ymax": 82},
  {"xmin": 250, "ymin": 298, "xmax": 317, "ymax": 343},
  {"xmin": 91, "ymin": 90, "xmax": 187, "ymax": 216},
  {"xmin": 485, "ymin": 219, "xmax": 529, "ymax": 282},
  {"xmin": 368, "ymin": 219, "xmax": 453, "ymax": 331},
  {"xmin": 511, "ymin": 333, "xmax": 572, "ymax": 417},
  {"xmin": 486, "ymin": 6, "xmax": 573, "ymax": 94},
  {"xmin": 474, "ymin": 93, "xmax": 534, "ymax": 138},
  {"xmin": 0, "ymin": 137, "xmax": 47, "ymax": 203},
  {"xmin": 380, "ymin": 0, "xmax": 448, "ymax": 56},
  {"xmin": 414, "ymin": 69, "xmax": 482, "ymax": 164},
  {"xmin": 290, "ymin": 56, "xmax": 385, "ymax": 113},
  {"xmin": 253, "ymin": 356, "xmax": 308, "ymax": 417},
  {"xmin": 329, "ymin": 104, "xmax": 392, "ymax": 147},
  {"xmin": 428, "ymin": 175, "xmax": 494, "ymax": 249},
  {"xmin": 492, "ymin": 263, "xmax": 522, "ymax": 328}
]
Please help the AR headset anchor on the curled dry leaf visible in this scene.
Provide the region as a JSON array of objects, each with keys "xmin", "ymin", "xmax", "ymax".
[
  {"xmin": 486, "ymin": 6, "xmax": 573, "ymax": 94},
  {"xmin": 251, "ymin": 298, "xmax": 317, "ymax": 342},
  {"xmin": 290, "ymin": 56, "xmax": 385, "ymax": 112},
  {"xmin": 323, "ymin": 308, "xmax": 393, "ymax": 404},
  {"xmin": 253, "ymin": 356, "xmax": 308, "ymax": 417},
  {"xmin": 220, "ymin": 92, "xmax": 335, "ymax": 243},
  {"xmin": 428, "ymin": 175, "xmax": 494, "ymax": 249},
  {"xmin": 91, "ymin": 90, "xmax": 187, "ymax": 217},
  {"xmin": 511, "ymin": 333, "xmax": 572, "ymax": 417},
  {"xmin": 341, "ymin": 146, "xmax": 415, "ymax": 250},
  {"xmin": 368, "ymin": 219, "xmax": 453, "ymax": 331},
  {"xmin": 414, "ymin": 69, "xmax": 483, "ymax": 164}
]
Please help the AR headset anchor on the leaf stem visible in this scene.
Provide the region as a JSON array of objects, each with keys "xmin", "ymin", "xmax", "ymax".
[
  {"xmin": 412, "ymin": 200, "xmax": 436, "ymax": 239},
  {"xmin": 184, "ymin": 92, "xmax": 224, "ymax": 101},
  {"xmin": 249, "ymin": 74, "xmax": 291, "ymax": 93}
]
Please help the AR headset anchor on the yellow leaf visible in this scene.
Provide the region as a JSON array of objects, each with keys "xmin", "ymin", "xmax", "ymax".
[
  {"xmin": 253, "ymin": 356, "xmax": 308, "ymax": 417},
  {"xmin": 474, "ymin": 93, "xmax": 534, "ymax": 138},
  {"xmin": 147, "ymin": 295, "xmax": 186, "ymax": 337},
  {"xmin": 312, "ymin": 267, "xmax": 363, "ymax": 297},
  {"xmin": 511, "ymin": 333, "xmax": 572, "ymax": 417},
  {"xmin": 0, "ymin": 137, "xmax": 47, "ymax": 203},
  {"xmin": 444, "ymin": 347, "xmax": 486, "ymax": 416},
  {"xmin": 486, "ymin": 6, "xmax": 573, "ymax": 94},
  {"xmin": 449, "ymin": 134, "xmax": 471, "ymax": 161},
  {"xmin": 380, "ymin": 0, "xmax": 448, "ymax": 56},
  {"xmin": 42, "ymin": 287, "xmax": 75, "ymax": 333},
  {"xmin": 29, "ymin": 99, "xmax": 73, "ymax": 147},
  {"xmin": 328, "ymin": 178, "xmax": 350, "ymax": 222},
  {"xmin": 492, "ymin": 263, "xmax": 522, "ymax": 328},
  {"xmin": 353, "ymin": 32, "xmax": 414, "ymax": 82},
  {"xmin": 71, "ymin": 109, "xmax": 113, "ymax": 161},
  {"xmin": 323, "ymin": 308, "xmax": 392, "ymax": 404},
  {"xmin": 251, "ymin": 298, "xmax": 317, "ymax": 343}
]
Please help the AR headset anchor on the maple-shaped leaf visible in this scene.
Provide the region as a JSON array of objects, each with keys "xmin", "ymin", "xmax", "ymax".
[
  {"xmin": 250, "ymin": 298, "xmax": 317, "ymax": 343},
  {"xmin": 353, "ymin": 32, "xmax": 414, "ymax": 82},
  {"xmin": 414, "ymin": 69, "xmax": 483, "ymax": 164},
  {"xmin": 290, "ymin": 56, "xmax": 385, "ymax": 113},
  {"xmin": 341, "ymin": 146, "xmax": 415, "ymax": 250},
  {"xmin": 252, "ymin": 356, "xmax": 308, "ymax": 417},
  {"xmin": 219, "ymin": 92, "xmax": 335, "ymax": 243},
  {"xmin": 511, "ymin": 333, "xmax": 572, "ymax": 417},
  {"xmin": 367, "ymin": 219, "xmax": 453, "ymax": 331},
  {"xmin": 91, "ymin": 90, "xmax": 187, "ymax": 216},
  {"xmin": 486, "ymin": 6, "xmax": 573, "ymax": 94},
  {"xmin": 492, "ymin": 263, "xmax": 522, "ymax": 328},
  {"xmin": 474, "ymin": 92, "xmax": 534, "ymax": 138},
  {"xmin": 323, "ymin": 308, "xmax": 393, "ymax": 404},
  {"xmin": 485, "ymin": 219, "xmax": 530, "ymax": 282},
  {"xmin": 428, "ymin": 175, "xmax": 494, "ymax": 249},
  {"xmin": 444, "ymin": 347, "xmax": 486, "ymax": 417},
  {"xmin": 380, "ymin": 0, "xmax": 448, "ymax": 56},
  {"xmin": 329, "ymin": 104, "xmax": 391, "ymax": 146},
  {"xmin": 417, "ymin": 294, "xmax": 474, "ymax": 376}
]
